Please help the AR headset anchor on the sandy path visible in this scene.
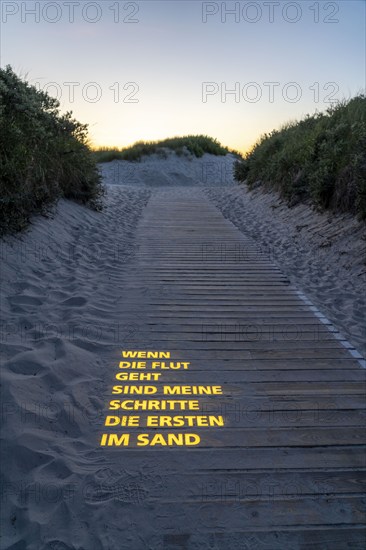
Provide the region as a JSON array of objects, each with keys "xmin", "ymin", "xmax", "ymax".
[{"xmin": 1, "ymin": 186, "xmax": 150, "ymax": 549}]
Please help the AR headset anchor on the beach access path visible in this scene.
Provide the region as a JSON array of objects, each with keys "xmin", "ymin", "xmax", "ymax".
[
  {"xmin": 101, "ymin": 187, "xmax": 366, "ymax": 548},
  {"xmin": 1, "ymin": 184, "xmax": 365, "ymax": 549}
]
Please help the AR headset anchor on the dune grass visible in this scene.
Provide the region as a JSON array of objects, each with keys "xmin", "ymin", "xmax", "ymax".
[
  {"xmin": 94, "ymin": 135, "xmax": 234, "ymax": 163},
  {"xmin": 0, "ymin": 66, "xmax": 103, "ymax": 235},
  {"xmin": 234, "ymin": 95, "xmax": 366, "ymax": 219}
]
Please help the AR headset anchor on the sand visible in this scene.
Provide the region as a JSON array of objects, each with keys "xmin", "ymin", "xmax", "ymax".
[
  {"xmin": 0, "ymin": 186, "xmax": 150, "ymax": 549},
  {"xmin": 98, "ymin": 150, "xmax": 236, "ymax": 187},
  {"xmin": 1, "ymin": 151, "xmax": 365, "ymax": 548}
]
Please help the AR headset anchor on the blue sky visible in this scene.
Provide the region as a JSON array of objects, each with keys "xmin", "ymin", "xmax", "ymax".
[{"xmin": 2, "ymin": 0, "xmax": 365, "ymax": 152}]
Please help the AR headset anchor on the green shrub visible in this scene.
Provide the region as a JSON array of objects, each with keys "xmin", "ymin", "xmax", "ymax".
[
  {"xmin": 234, "ymin": 95, "xmax": 366, "ymax": 219},
  {"xmin": 94, "ymin": 135, "xmax": 233, "ymax": 163},
  {"xmin": 0, "ymin": 65, "xmax": 103, "ymax": 235}
]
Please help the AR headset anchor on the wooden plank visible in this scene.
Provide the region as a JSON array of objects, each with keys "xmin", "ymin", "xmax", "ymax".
[
  {"xmin": 99, "ymin": 427, "xmax": 366, "ymax": 447},
  {"xmin": 108, "ymin": 367, "xmax": 366, "ymax": 382},
  {"xmin": 105, "ymin": 410, "xmax": 366, "ymax": 428}
]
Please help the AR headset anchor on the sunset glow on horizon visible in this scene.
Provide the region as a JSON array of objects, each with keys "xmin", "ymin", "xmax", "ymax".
[{"xmin": 1, "ymin": 0, "xmax": 365, "ymax": 154}]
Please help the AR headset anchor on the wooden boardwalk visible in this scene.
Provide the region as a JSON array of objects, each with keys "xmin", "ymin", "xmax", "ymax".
[{"xmin": 103, "ymin": 188, "xmax": 366, "ymax": 549}]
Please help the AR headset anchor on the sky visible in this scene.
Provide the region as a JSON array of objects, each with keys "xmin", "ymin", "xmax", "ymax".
[{"xmin": 1, "ymin": 0, "xmax": 365, "ymax": 153}]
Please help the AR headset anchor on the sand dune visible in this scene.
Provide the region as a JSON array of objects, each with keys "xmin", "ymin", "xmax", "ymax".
[{"xmin": 98, "ymin": 150, "xmax": 236, "ymax": 187}]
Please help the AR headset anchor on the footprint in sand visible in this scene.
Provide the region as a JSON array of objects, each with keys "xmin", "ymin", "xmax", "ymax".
[
  {"xmin": 7, "ymin": 358, "xmax": 45, "ymax": 376},
  {"xmin": 12, "ymin": 282, "xmax": 32, "ymax": 292},
  {"xmin": 8, "ymin": 295, "xmax": 44, "ymax": 308},
  {"xmin": 60, "ymin": 297, "xmax": 87, "ymax": 307},
  {"xmin": 48, "ymin": 290, "xmax": 70, "ymax": 301}
]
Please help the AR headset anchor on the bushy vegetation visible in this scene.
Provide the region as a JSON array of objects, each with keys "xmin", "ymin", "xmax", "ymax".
[
  {"xmin": 0, "ymin": 66, "xmax": 103, "ymax": 235},
  {"xmin": 234, "ymin": 95, "xmax": 366, "ymax": 219},
  {"xmin": 94, "ymin": 135, "xmax": 233, "ymax": 163}
]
